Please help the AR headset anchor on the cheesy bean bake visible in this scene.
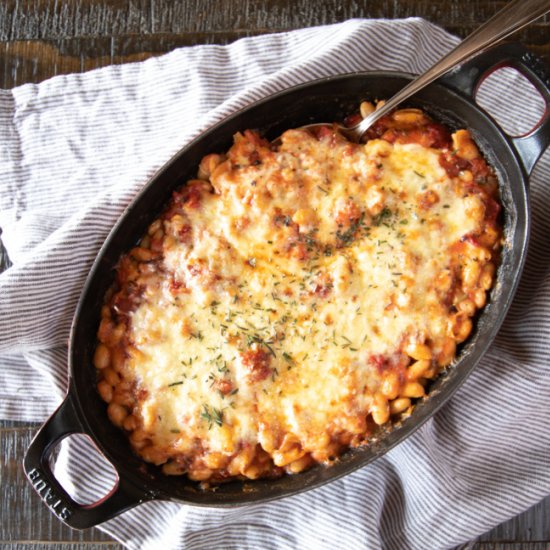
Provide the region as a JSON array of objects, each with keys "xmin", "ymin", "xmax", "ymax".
[{"xmin": 94, "ymin": 103, "xmax": 502, "ymax": 482}]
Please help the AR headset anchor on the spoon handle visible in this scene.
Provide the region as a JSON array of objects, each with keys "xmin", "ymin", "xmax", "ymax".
[{"xmin": 355, "ymin": 0, "xmax": 550, "ymax": 137}]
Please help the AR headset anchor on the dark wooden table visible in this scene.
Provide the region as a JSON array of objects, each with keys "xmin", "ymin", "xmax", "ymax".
[{"xmin": 1, "ymin": 1, "xmax": 549, "ymax": 548}]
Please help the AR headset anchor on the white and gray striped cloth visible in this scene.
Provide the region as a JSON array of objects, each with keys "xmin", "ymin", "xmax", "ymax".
[{"xmin": 1, "ymin": 18, "xmax": 549, "ymax": 550}]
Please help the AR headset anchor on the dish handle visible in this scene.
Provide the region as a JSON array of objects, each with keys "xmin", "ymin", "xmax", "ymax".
[
  {"xmin": 24, "ymin": 394, "xmax": 146, "ymax": 529},
  {"xmin": 440, "ymin": 42, "xmax": 550, "ymax": 175}
]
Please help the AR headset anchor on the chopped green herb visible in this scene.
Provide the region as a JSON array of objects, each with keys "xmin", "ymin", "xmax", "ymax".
[
  {"xmin": 336, "ymin": 212, "xmax": 366, "ymax": 245},
  {"xmin": 200, "ymin": 404, "xmax": 224, "ymax": 429},
  {"xmin": 282, "ymin": 351, "xmax": 294, "ymax": 364},
  {"xmin": 372, "ymin": 207, "xmax": 392, "ymax": 227},
  {"xmin": 246, "ymin": 333, "xmax": 276, "ymax": 357}
]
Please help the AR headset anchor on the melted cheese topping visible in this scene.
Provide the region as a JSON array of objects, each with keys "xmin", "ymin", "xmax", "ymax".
[
  {"xmin": 122, "ymin": 128, "xmax": 489, "ymax": 471},
  {"xmin": 134, "ymin": 130, "xmax": 481, "ymax": 452}
]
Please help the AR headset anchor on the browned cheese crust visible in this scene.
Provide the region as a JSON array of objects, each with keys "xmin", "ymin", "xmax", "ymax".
[{"xmin": 94, "ymin": 103, "xmax": 502, "ymax": 483}]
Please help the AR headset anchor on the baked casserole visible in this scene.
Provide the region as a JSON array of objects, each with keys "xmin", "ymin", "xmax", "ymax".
[{"xmin": 93, "ymin": 102, "xmax": 502, "ymax": 482}]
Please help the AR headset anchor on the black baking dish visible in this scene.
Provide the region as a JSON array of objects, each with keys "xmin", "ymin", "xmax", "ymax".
[{"xmin": 24, "ymin": 43, "xmax": 550, "ymax": 528}]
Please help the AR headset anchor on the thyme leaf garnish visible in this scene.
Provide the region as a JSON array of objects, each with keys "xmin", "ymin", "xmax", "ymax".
[{"xmin": 200, "ymin": 404, "xmax": 224, "ymax": 429}]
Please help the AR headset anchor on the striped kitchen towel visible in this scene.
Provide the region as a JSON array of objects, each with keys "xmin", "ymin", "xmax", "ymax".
[{"xmin": 1, "ymin": 18, "xmax": 549, "ymax": 550}]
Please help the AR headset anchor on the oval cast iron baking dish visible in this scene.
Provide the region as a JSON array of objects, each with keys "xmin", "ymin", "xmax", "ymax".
[{"xmin": 24, "ymin": 43, "xmax": 550, "ymax": 528}]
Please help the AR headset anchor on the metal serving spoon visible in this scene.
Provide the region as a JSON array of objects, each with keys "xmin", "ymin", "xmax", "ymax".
[{"xmin": 310, "ymin": 0, "xmax": 550, "ymax": 142}]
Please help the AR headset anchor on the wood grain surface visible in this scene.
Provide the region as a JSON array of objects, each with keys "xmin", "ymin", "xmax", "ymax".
[
  {"xmin": 1, "ymin": 1, "xmax": 549, "ymax": 548},
  {"xmin": 0, "ymin": 0, "xmax": 548, "ymax": 88}
]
